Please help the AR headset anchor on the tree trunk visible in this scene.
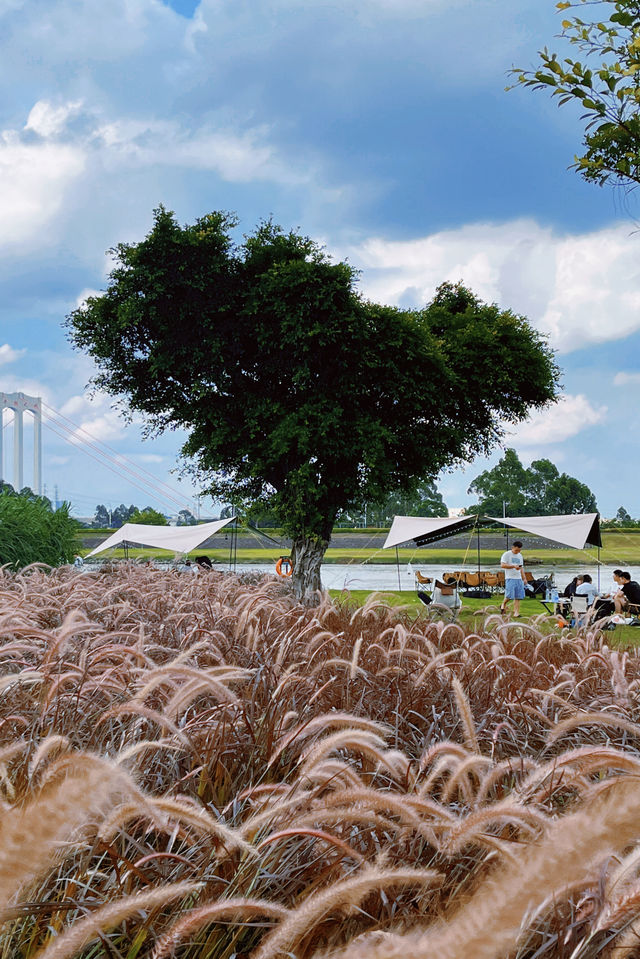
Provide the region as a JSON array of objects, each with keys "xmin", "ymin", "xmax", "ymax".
[{"xmin": 290, "ymin": 535, "xmax": 328, "ymax": 605}]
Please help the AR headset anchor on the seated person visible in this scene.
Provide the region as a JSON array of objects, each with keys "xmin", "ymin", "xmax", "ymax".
[
  {"xmin": 594, "ymin": 569, "xmax": 629, "ymax": 621},
  {"xmin": 432, "ymin": 579, "xmax": 462, "ymax": 609},
  {"xmin": 575, "ymin": 573, "xmax": 597, "ymax": 606},
  {"xmin": 526, "ymin": 574, "xmax": 552, "ymax": 597},
  {"xmin": 614, "ymin": 570, "xmax": 640, "ymax": 615},
  {"xmin": 563, "ymin": 576, "xmax": 580, "ymax": 599}
]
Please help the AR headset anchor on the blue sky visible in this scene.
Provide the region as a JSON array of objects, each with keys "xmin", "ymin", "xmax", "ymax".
[{"xmin": 0, "ymin": 0, "xmax": 637, "ymax": 519}]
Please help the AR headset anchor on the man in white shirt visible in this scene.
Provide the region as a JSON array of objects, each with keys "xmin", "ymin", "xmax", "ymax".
[
  {"xmin": 575, "ymin": 574, "xmax": 598, "ymax": 606},
  {"xmin": 500, "ymin": 540, "xmax": 526, "ymax": 617}
]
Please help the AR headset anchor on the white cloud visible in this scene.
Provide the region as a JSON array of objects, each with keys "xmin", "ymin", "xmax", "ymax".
[
  {"xmin": 74, "ymin": 288, "xmax": 103, "ymax": 308},
  {"xmin": 504, "ymin": 394, "xmax": 608, "ymax": 448},
  {"xmin": 0, "ymin": 131, "xmax": 85, "ymax": 246},
  {"xmin": 0, "ymin": 97, "xmax": 320, "ymax": 253},
  {"xmin": 25, "ymin": 99, "xmax": 83, "ymax": 138},
  {"xmin": 95, "ymin": 119, "xmax": 309, "ymax": 186},
  {"xmin": 67, "ymin": 413, "xmax": 124, "ymax": 445},
  {"xmin": 614, "ymin": 372, "xmax": 640, "ymax": 387},
  {"xmin": 0, "ymin": 344, "xmax": 25, "ymax": 365},
  {"xmin": 345, "ymin": 220, "xmax": 640, "ymax": 353},
  {"xmin": 134, "ymin": 453, "xmax": 164, "ymax": 463},
  {"xmin": 56, "ymin": 393, "xmax": 125, "ymax": 445},
  {"xmin": 0, "ymin": 376, "xmax": 52, "ymax": 403}
]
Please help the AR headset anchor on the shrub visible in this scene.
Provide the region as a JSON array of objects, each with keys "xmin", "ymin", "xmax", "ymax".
[{"xmin": 0, "ymin": 488, "xmax": 77, "ymax": 567}]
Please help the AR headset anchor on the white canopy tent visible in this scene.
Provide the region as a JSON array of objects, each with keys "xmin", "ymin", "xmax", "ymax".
[
  {"xmin": 383, "ymin": 512, "xmax": 602, "ymax": 591},
  {"xmin": 87, "ymin": 516, "xmax": 237, "ymax": 557},
  {"xmin": 383, "ymin": 515, "xmax": 478, "ymax": 550},
  {"xmin": 383, "ymin": 512, "xmax": 601, "ymax": 551},
  {"xmin": 486, "ymin": 513, "xmax": 601, "ymax": 551}
]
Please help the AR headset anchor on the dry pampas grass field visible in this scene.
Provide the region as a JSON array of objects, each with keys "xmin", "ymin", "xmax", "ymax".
[{"xmin": 1, "ymin": 564, "xmax": 640, "ymax": 957}]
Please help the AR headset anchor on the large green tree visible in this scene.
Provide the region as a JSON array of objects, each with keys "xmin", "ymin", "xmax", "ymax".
[
  {"xmin": 511, "ymin": 0, "xmax": 640, "ymax": 189},
  {"xmin": 468, "ymin": 448, "xmax": 598, "ymax": 515},
  {"xmin": 67, "ymin": 208, "xmax": 559, "ymax": 601}
]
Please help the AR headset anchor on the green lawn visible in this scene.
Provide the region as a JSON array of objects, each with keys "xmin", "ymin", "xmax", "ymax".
[{"xmin": 328, "ymin": 588, "xmax": 640, "ymax": 648}]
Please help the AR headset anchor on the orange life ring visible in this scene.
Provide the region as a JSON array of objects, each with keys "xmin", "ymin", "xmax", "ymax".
[{"xmin": 275, "ymin": 556, "xmax": 293, "ymax": 577}]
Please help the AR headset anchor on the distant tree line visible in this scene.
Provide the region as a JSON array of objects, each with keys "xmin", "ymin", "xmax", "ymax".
[
  {"xmin": 337, "ymin": 480, "xmax": 448, "ymax": 527},
  {"xmin": 93, "ymin": 504, "xmax": 196, "ymax": 527},
  {"xmin": 93, "ymin": 449, "xmax": 602, "ymax": 533},
  {"xmin": 603, "ymin": 507, "xmax": 640, "ymax": 529},
  {"xmin": 230, "ymin": 480, "xmax": 448, "ymax": 529}
]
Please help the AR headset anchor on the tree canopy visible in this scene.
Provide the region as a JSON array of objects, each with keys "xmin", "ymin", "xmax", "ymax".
[
  {"xmin": 67, "ymin": 207, "xmax": 560, "ymax": 599},
  {"xmin": 129, "ymin": 507, "xmax": 168, "ymax": 526},
  {"xmin": 511, "ymin": 0, "xmax": 640, "ymax": 190},
  {"xmin": 467, "ymin": 448, "xmax": 598, "ymax": 516}
]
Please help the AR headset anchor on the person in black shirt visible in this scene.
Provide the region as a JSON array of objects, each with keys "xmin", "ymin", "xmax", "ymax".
[
  {"xmin": 564, "ymin": 576, "xmax": 580, "ymax": 599},
  {"xmin": 614, "ymin": 571, "xmax": 640, "ymax": 614}
]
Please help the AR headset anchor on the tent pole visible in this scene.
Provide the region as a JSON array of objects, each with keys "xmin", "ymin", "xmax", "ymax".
[
  {"xmin": 233, "ymin": 519, "xmax": 238, "ymax": 573},
  {"xmin": 228, "ymin": 522, "xmax": 233, "ymax": 571},
  {"xmin": 598, "ymin": 546, "xmax": 601, "ymax": 592},
  {"xmin": 477, "ymin": 521, "xmax": 481, "ymax": 574},
  {"xmin": 396, "ymin": 547, "xmax": 401, "ymax": 591}
]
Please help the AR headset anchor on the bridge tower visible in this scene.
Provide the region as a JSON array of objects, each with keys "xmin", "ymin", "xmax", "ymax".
[{"xmin": 0, "ymin": 393, "xmax": 42, "ymax": 494}]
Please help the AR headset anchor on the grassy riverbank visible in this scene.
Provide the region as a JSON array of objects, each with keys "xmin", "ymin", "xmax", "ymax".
[
  {"xmin": 78, "ymin": 528, "xmax": 640, "ymax": 566},
  {"xmin": 328, "ymin": 588, "xmax": 640, "ymax": 647}
]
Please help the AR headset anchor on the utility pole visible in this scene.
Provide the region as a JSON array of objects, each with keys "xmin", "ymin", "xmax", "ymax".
[{"xmin": 54, "ymin": 484, "xmax": 59, "ymax": 510}]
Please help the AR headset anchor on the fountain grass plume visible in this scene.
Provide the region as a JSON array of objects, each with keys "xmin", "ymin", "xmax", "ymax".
[
  {"xmin": 334, "ymin": 777, "xmax": 640, "ymax": 959},
  {"xmin": 32, "ymin": 881, "xmax": 201, "ymax": 959}
]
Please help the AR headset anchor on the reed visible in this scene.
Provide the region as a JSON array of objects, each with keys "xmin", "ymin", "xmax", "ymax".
[{"xmin": 0, "ymin": 565, "xmax": 639, "ymax": 956}]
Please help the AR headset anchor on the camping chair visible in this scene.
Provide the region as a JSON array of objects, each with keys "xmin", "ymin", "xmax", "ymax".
[
  {"xmin": 433, "ymin": 579, "xmax": 461, "ymax": 611},
  {"xmin": 570, "ymin": 595, "xmax": 596, "ymax": 628},
  {"xmin": 481, "ymin": 572, "xmax": 500, "ymax": 594},
  {"xmin": 459, "ymin": 571, "xmax": 491, "ymax": 599},
  {"xmin": 442, "ymin": 572, "xmax": 460, "ymax": 586}
]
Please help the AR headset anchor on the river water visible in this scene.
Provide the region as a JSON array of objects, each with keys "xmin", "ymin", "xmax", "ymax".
[
  {"xmin": 226, "ymin": 562, "xmax": 639, "ymax": 594},
  {"xmin": 85, "ymin": 559, "xmax": 639, "ymax": 594}
]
